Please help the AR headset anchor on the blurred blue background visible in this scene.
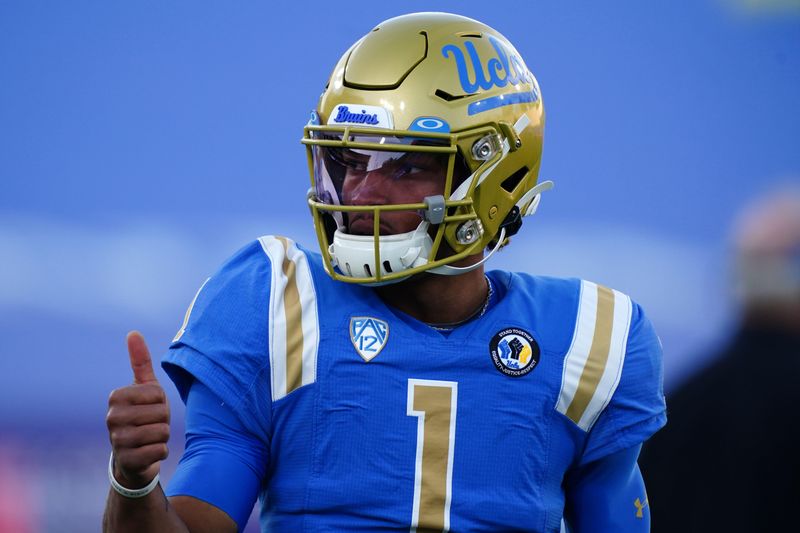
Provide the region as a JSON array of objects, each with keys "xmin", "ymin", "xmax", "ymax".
[{"xmin": 0, "ymin": 1, "xmax": 797, "ymax": 530}]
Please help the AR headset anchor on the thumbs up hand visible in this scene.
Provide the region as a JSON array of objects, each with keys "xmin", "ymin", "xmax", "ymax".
[
  {"xmin": 106, "ymin": 331, "xmax": 170, "ymax": 488},
  {"xmin": 128, "ymin": 331, "xmax": 159, "ymax": 385}
]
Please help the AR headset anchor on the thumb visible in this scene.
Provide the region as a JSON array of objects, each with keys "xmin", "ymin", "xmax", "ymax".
[{"xmin": 127, "ymin": 331, "xmax": 158, "ymax": 385}]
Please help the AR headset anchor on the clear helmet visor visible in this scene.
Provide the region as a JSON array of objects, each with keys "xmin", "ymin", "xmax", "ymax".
[{"xmin": 311, "ymin": 133, "xmax": 454, "ymax": 235}]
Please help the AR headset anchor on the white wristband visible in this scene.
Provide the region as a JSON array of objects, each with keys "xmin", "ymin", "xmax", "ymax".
[{"xmin": 108, "ymin": 453, "xmax": 160, "ymax": 498}]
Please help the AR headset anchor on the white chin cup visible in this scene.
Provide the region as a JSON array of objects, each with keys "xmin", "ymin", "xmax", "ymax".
[{"xmin": 329, "ymin": 222, "xmax": 432, "ymax": 280}]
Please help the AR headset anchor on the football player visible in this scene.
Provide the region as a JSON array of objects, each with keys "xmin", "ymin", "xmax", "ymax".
[{"xmin": 105, "ymin": 12, "xmax": 665, "ymax": 532}]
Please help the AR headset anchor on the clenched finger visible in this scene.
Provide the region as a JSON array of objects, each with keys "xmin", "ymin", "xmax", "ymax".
[
  {"xmin": 108, "ymin": 383, "xmax": 166, "ymax": 406},
  {"xmin": 110, "ymin": 423, "xmax": 171, "ymax": 449},
  {"xmin": 107, "ymin": 403, "xmax": 170, "ymax": 428}
]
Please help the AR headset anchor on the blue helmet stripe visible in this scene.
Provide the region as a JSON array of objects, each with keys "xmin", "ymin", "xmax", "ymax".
[{"xmin": 467, "ymin": 90, "xmax": 539, "ymax": 116}]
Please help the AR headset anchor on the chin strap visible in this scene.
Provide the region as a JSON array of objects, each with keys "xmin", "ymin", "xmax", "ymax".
[
  {"xmin": 517, "ymin": 180, "xmax": 554, "ymax": 216},
  {"xmin": 428, "ymin": 228, "xmax": 507, "ymax": 276},
  {"xmin": 428, "ymin": 179, "xmax": 554, "ymax": 276}
]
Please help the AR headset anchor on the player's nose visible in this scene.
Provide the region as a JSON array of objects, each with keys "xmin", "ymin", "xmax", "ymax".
[{"xmin": 348, "ymin": 169, "xmax": 393, "ymax": 205}]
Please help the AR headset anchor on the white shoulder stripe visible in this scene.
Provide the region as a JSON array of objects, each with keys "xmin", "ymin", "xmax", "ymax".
[
  {"xmin": 556, "ymin": 280, "xmax": 598, "ymax": 421},
  {"xmin": 259, "ymin": 236, "xmax": 319, "ymax": 401},
  {"xmin": 172, "ymin": 277, "xmax": 210, "ymax": 343},
  {"xmin": 556, "ymin": 280, "xmax": 632, "ymax": 431},
  {"xmin": 578, "ymin": 287, "xmax": 631, "ymax": 430}
]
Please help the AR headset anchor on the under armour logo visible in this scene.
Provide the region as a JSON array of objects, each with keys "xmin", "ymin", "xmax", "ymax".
[{"xmin": 634, "ymin": 497, "xmax": 649, "ymax": 519}]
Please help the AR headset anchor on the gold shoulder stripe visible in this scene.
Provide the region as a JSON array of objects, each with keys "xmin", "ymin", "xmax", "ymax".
[
  {"xmin": 276, "ymin": 236, "xmax": 304, "ymax": 396},
  {"xmin": 259, "ymin": 236, "xmax": 319, "ymax": 401},
  {"xmin": 556, "ymin": 280, "xmax": 632, "ymax": 431},
  {"xmin": 564, "ymin": 285, "xmax": 615, "ymax": 424}
]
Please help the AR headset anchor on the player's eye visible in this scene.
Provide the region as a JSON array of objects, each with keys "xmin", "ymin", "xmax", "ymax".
[
  {"xmin": 392, "ymin": 154, "xmax": 445, "ymax": 179},
  {"xmin": 341, "ymin": 150, "xmax": 369, "ymax": 171},
  {"xmin": 328, "ymin": 148, "xmax": 369, "ymax": 172},
  {"xmin": 395, "ymin": 163, "xmax": 424, "ymax": 177}
]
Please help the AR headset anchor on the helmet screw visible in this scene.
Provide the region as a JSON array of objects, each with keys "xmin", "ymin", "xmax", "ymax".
[
  {"xmin": 456, "ymin": 220, "xmax": 483, "ymax": 244},
  {"xmin": 515, "ymin": 139, "xmax": 522, "ymax": 148},
  {"xmin": 471, "ymin": 134, "xmax": 501, "ymax": 161},
  {"xmin": 488, "ymin": 206, "xmax": 498, "ymax": 219}
]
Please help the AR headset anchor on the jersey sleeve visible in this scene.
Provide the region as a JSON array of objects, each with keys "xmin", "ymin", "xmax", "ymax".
[
  {"xmin": 166, "ymin": 379, "xmax": 268, "ymax": 531},
  {"xmin": 579, "ymin": 301, "xmax": 666, "ymax": 465},
  {"xmin": 564, "ymin": 444, "xmax": 650, "ymax": 532},
  {"xmin": 161, "ymin": 240, "xmax": 273, "ymax": 442}
]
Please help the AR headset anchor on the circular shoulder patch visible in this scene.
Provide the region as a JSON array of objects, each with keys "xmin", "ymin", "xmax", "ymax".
[{"xmin": 489, "ymin": 327, "xmax": 540, "ymax": 377}]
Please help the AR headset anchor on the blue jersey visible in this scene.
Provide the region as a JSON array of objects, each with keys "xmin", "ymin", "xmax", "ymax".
[{"xmin": 163, "ymin": 236, "xmax": 666, "ymax": 532}]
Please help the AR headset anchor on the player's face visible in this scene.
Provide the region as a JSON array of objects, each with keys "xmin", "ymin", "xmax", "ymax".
[{"xmin": 340, "ymin": 149, "xmax": 448, "ymax": 235}]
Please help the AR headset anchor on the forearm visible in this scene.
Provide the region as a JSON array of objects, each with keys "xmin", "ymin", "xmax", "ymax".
[
  {"xmin": 103, "ymin": 485, "xmax": 189, "ymax": 533},
  {"xmin": 564, "ymin": 444, "xmax": 650, "ymax": 532}
]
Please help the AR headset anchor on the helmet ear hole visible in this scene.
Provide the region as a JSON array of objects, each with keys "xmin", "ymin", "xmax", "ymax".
[{"xmin": 500, "ymin": 167, "xmax": 529, "ymax": 193}]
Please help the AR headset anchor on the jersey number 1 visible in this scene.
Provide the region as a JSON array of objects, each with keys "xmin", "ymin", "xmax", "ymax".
[{"xmin": 407, "ymin": 379, "xmax": 458, "ymax": 532}]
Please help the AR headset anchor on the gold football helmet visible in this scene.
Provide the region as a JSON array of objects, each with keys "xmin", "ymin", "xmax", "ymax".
[{"xmin": 303, "ymin": 12, "xmax": 552, "ymax": 284}]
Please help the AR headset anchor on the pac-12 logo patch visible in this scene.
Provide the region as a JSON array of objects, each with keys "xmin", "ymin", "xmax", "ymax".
[
  {"xmin": 350, "ymin": 317, "xmax": 389, "ymax": 362},
  {"xmin": 489, "ymin": 327, "xmax": 540, "ymax": 377}
]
